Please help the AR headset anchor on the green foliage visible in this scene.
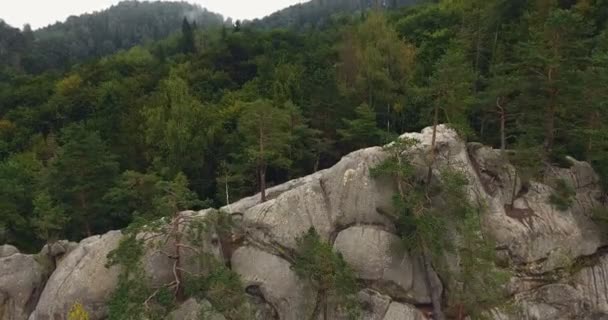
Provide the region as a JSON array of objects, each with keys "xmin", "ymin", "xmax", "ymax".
[
  {"xmin": 0, "ymin": 152, "xmax": 43, "ymax": 250},
  {"xmin": 439, "ymin": 169, "xmax": 510, "ymax": 318},
  {"xmin": 31, "ymin": 190, "xmax": 69, "ymax": 243},
  {"xmin": 185, "ymin": 261, "xmax": 252, "ymax": 320},
  {"xmin": 293, "ymin": 228, "xmax": 360, "ymax": 319},
  {"xmin": 45, "ymin": 123, "xmax": 119, "ymax": 237},
  {"xmin": 429, "ymin": 42, "xmax": 476, "ymax": 137},
  {"xmin": 2, "ymin": 0, "xmax": 608, "ymax": 254},
  {"xmin": 143, "ymin": 74, "xmax": 210, "ymax": 177},
  {"xmin": 0, "ymin": 1, "xmax": 225, "ymax": 73},
  {"xmin": 372, "ymin": 138, "xmax": 509, "ymax": 318},
  {"xmin": 549, "ymin": 178, "xmax": 576, "ymax": 211},
  {"xmin": 338, "ymin": 103, "xmax": 385, "ymax": 150}
]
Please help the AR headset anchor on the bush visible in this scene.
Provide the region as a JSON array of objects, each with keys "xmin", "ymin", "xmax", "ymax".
[
  {"xmin": 549, "ymin": 178, "xmax": 576, "ymax": 211},
  {"xmin": 68, "ymin": 302, "xmax": 90, "ymax": 320},
  {"xmin": 293, "ymin": 228, "xmax": 360, "ymax": 320}
]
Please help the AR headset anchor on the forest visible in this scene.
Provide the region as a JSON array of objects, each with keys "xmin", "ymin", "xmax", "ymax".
[{"xmin": 1, "ymin": 0, "xmax": 607, "ymax": 252}]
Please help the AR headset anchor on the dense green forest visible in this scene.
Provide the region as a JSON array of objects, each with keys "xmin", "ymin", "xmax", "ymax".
[
  {"xmin": 251, "ymin": 0, "xmax": 422, "ymax": 29},
  {"xmin": 0, "ymin": 1, "xmax": 225, "ymax": 73},
  {"xmin": 1, "ymin": 0, "xmax": 607, "ymax": 252}
]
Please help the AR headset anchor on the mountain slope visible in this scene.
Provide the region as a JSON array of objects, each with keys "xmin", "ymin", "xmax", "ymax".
[
  {"xmin": 252, "ymin": 0, "xmax": 422, "ymax": 29},
  {"xmin": 2, "ymin": 1, "xmax": 225, "ymax": 73}
]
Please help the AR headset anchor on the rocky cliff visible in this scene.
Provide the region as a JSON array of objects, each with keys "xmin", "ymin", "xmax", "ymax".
[{"xmin": 1, "ymin": 125, "xmax": 606, "ymax": 320}]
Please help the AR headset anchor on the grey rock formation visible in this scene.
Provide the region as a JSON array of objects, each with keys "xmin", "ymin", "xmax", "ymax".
[
  {"xmin": 382, "ymin": 302, "xmax": 426, "ymax": 320},
  {"xmin": 166, "ymin": 298, "xmax": 226, "ymax": 320},
  {"xmin": 574, "ymin": 253, "xmax": 608, "ymax": 314},
  {"xmin": 333, "ymin": 226, "xmax": 432, "ymax": 303},
  {"xmin": 0, "ymin": 245, "xmax": 19, "ymax": 258},
  {"xmin": 30, "ymin": 211, "xmax": 224, "ymax": 320},
  {"xmin": 2, "ymin": 125, "xmax": 607, "ymax": 320},
  {"xmin": 357, "ymin": 289, "xmax": 392, "ymax": 320},
  {"xmin": 29, "ymin": 230, "xmax": 123, "ymax": 320},
  {"xmin": 39, "ymin": 240, "xmax": 79, "ymax": 265},
  {"xmin": 0, "ymin": 253, "xmax": 50, "ymax": 320},
  {"xmin": 231, "ymin": 246, "xmax": 316, "ymax": 320}
]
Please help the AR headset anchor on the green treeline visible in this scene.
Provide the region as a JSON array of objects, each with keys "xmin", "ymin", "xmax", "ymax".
[{"xmin": 1, "ymin": 0, "xmax": 607, "ymax": 251}]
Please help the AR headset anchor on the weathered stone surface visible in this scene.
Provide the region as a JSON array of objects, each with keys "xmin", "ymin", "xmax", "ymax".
[
  {"xmin": 30, "ymin": 211, "xmax": 224, "ymax": 320},
  {"xmin": 222, "ymin": 170, "xmax": 327, "ymax": 215},
  {"xmin": 0, "ymin": 244, "xmax": 19, "ymax": 258},
  {"xmin": 3, "ymin": 125, "xmax": 607, "ymax": 320},
  {"xmin": 382, "ymin": 302, "xmax": 425, "ymax": 320},
  {"xmin": 467, "ymin": 138, "xmax": 604, "ymax": 273},
  {"xmin": 39, "ymin": 240, "xmax": 79, "ymax": 264},
  {"xmin": 318, "ymin": 147, "xmax": 396, "ymax": 229},
  {"xmin": 166, "ymin": 298, "xmax": 225, "ymax": 320},
  {"xmin": 333, "ymin": 226, "xmax": 431, "ymax": 303},
  {"xmin": 0, "ymin": 253, "xmax": 49, "ymax": 320},
  {"xmin": 358, "ymin": 289, "xmax": 392, "ymax": 320},
  {"xmin": 241, "ymin": 184, "xmax": 333, "ymax": 250},
  {"xmin": 142, "ymin": 210, "xmax": 224, "ymax": 288},
  {"xmin": 231, "ymin": 246, "xmax": 315, "ymax": 320},
  {"xmin": 237, "ymin": 146, "xmax": 397, "ymax": 253},
  {"xmin": 29, "ymin": 230, "xmax": 123, "ymax": 320},
  {"xmin": 574, "ymin": 254, "xmax": 608, "ymax": 314}
]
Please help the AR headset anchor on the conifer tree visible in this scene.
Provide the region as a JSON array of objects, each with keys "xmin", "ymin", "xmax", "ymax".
[
  {"xmin": 237, "ymin": 99, "xmax": 291, "ymax": 202},
  {"xmin": 46, "ymin": 124, "xmax": 119, "ymax": 237},
  {"xmin": 338, "ymin": 103, "xmax": 385, "ymax": 151}
]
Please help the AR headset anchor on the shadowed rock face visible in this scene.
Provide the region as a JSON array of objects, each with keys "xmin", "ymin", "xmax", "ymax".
[
  {"xmin": 1, "ymin": 125, "xmax": 607, "ymax": 320},
  {"xmin": 0, "ymin": 253, "xmax": 50, "ymax": 320}
]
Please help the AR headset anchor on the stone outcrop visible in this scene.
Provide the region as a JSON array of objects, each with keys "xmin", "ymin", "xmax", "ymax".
[
  {"xmin": 166, "ymin": 298, "xmax": 226, "ymax": 320},
  {"xmin": 28, "ymin": 231, "xmax": 123, "ymax": 320},
  {"xmin": 0, "ymin": 245, "xmax": 19, "ymax": 258},
  {"xmin": 1, "ymin": 125, "xmax": 607, "ymax": 320},
  {"xmin": 333, "ymin": 226, "xmax": 431, "ymax": 303},
  {"xmin": 0, "ymin": 253, "xmax": 50, "ymax": 320},
  {"xmin": 231, "ymin": 246, "xmax": 316, "ymax": 320}
]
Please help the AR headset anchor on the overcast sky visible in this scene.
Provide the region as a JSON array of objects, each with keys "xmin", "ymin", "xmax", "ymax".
[{"xmin": 1, "ymin": 0, "xmax": 304, "ymax": 29}]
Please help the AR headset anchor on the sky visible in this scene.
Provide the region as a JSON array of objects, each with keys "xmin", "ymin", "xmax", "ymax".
[{"xmin": 1, "ymin": 0, "xmax": 304, "ymax": 29}]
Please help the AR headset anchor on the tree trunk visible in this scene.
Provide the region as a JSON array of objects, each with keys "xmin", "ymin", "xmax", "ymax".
[
  {"xmin": 544, "ymin": 68, "xmax": 557, "ymax": 154},
  {"xmin": 259, "ymin": 125, "xmax": 266, "ymax": 202},
  {"xmin": 422, "ymin": 247, "xmax": 446, "ymax": 320},
  {"xmin": 78, "ymin": 192, "xmax": 92, "ymax": 237},
  {"xmin": 395, "ymin": 140, "xmax": 444, "ymax": 320},
  {"xmin": 260, "ymin": 165, "xmax": 267, "ymax": 202},
  {"xmin": 173, "ymin": 212, "xmax": 184, "ymax": 299},
  {"xmin": 497, "ymin": 97, "xmax": 506, "ymax": 152},
  {"xmin": 387, "ymin": 103, "xmax": 391, "ymax": 135},
  {"xmin": 426, "ymin": 105, "xmax": 440, "ymax": 185}
]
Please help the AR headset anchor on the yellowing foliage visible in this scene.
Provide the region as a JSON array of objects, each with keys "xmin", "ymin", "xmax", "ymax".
[
  {"xmin": 56, "ymin": 74, "xmax": 83, "ymax": 96},
  {"xmin": 67, "ymin": 302, "xmax": 90, "ymax": 320}
]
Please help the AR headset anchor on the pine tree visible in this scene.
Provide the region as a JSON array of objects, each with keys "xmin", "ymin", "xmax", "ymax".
[
  {"xmin": 46, "ymin": 124, "xmax": 119, "ymax": 237},
  {"xmin": 338, "ymin": 103, "xmax": 385, "ymax": 150},
  {"xmin": 31, "ymin": 191, "xmax": 68, "ymax": 246},
  {"xmin": 181, "ymin": 18, "xmax": 196, "ymax": 54},
  {"xmin": 142, "ymin": 74, "xmax": 209, "ymax": 180},
  {"xmin": 237, "ymin": 99, "xmax": 291, "ymax": 202},
  {"xmin": 517, "ymin": 5, "xmax": 590, "ymax": 156}
]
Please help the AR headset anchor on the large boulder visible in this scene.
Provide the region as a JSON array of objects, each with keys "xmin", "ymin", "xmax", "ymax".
[
  {"xmin": 333, "ymin": 226, "xmax": 431, "ymax": 303},
  {"xmin": 574, "ymin": 253, "xmax": 608, "ymax": 314},
  {"xmin": 29, "ymin": 231, "xmax": 123, "ymax": 320},
  {"xmin": 381, "ymin": 302, "xmax": 426, "ymax": 320},
  {"xmin": 30, "ymin": 211, "xmax": 224, "ymax": 320},
  {"xmin": 237, "ymin": 147, "xmax": 397, "ymax": 253},
  {"xmin": 166, "ymin": 298, "xmax": 226, "ymax": 320},
  {"xmin": 468, "ymin": 144, "xmax": 604, "ymax": 272},
  {"xmin": 0, "ymin": 253, "xmax": 50, "ymax": 320},
  {"xmin": 0, "ymin": 244, "xmax": 19, "ymax": 258},
  {"xmin": 231, "ymin": 246, "xmax": 315, "ymax": 320}
]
